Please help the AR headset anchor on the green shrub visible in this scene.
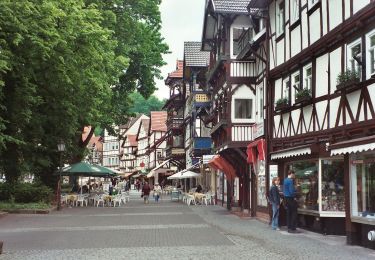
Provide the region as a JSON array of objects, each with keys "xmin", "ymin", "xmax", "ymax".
[
  {"xmin": 0, "ymin": 183, "xmax": 53, "ymax": 203},
  {"xmin": 336, "ymin": 69, "xmax": 359, "ymax": 85},
  {"xmin": 296, "ymin": 87, "xmax": 312, "ymax": 100},
  {"xmin": 276, "ymin": 97, "xmax": 288, "ymax": 106}
]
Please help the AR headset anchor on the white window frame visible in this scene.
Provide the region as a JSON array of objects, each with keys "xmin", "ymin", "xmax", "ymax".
[
  {"xmin": 346, "ymin": 38, "xmax": 362, "ymax": 80},
  {"xmin": 304, "ymin": 64, "xmax": 313, "ymax": 91},
  {"xmin": 291, "ymin": 71, "xmax": 300, "ymax": 105},
  {"xmin": 283, "ymin": 78, "xmax": 290, "ymax": 101},
  {"xmin": 276, "ymin": 1, "xmax": 285, "ymax": 36},
  {"xmin": 291, "ymin": 0, "xmax": 300, "ymax": 23},
  {"xmin": 366, "ymin": 29, "xmax": 375, "ymax": 79},
  {"xmin": 233, "ymin": 98, "xmax": 253, "ymax": 120}
]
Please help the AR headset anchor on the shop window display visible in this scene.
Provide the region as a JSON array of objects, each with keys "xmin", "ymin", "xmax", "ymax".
[
  {"xmin": 321, "ymin": 160, "xmax": 345, "ymax": 211},
  {"xmin": 287, "ymin": 160, "xmax": 319, "ymax": 211},
  {"xmin": 257, "ymin": 161, "xmax": 267, "ymax": 207},
  {"xmin": 351, "ymin": 155, "xmax": 375, "ymax": 219}
]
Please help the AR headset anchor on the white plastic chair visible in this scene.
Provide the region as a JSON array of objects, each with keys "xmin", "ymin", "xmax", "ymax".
[
  {"xmin": 186, "ymin": 194, "xmax": 196, "ymax": 206},
  {"xmin": 95, "ymin": 194, "xmax": 105, "ymax": 207},
  {"xmin": 76, "ymin": 195, "xmax": 87, "ymax": 207},
  {"xmin": 112, "ymin": 195, "xmax": 122, "ymax": 207}
]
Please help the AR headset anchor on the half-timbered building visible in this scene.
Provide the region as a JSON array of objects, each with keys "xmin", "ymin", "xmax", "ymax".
[
  {"xmin": 183, "ymin": 42, "xmax": 213, "ymax": 189},
  {"xmin": 252, "ymin": 0, "xmax": 375, "ymax": 248},
  {"xmin": 202, "ymin": 0, "xmax": 259, "ymax": 211},
  {"xmin": 164, "ymin": 61, "xmax": 186, "ymax": 171},
  {"xmin": 135, "ymin": 119, "xmax": 151, "ymax": 176}
]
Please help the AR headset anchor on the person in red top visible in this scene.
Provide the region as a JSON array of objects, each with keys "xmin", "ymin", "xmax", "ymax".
[{"xmin": 142, "ymin": 181, "xmax": 151, "ymax": 204}]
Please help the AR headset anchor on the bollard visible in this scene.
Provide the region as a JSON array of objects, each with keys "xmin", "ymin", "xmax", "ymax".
[{"xmin": 0, "ymin": 240, "xmax": 3, "ymax": 254}]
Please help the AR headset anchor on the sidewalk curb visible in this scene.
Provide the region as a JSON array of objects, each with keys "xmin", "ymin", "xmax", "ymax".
[
  {"xmin": 0, "ymin": 211, "xmax": 8, "ymax": 218},
  {"xmin": 1, "ymin": 207, "xmax": 56, "ymax": 214}
]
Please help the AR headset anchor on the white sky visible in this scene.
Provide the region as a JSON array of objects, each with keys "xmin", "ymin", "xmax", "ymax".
[{"xmin": 154, "ymin": 0, "xmax": 206, "ymax": 100}]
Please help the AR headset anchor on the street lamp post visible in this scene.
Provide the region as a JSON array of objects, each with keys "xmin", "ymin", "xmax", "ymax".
[{"xmin": 57, "ymin": 142, "xmax": 66, "ymax": 211}]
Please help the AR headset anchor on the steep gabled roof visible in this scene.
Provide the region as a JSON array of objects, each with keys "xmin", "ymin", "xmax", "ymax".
[
  {"xmin": 184, "ymin": 42, "xmax": 210, "ymax": 67},
  {"xmin": 211, "ymin": 0, "xmax": 249, "ymax": 14},
  {"xmin": 150, "ymin": 111, "xmax": 167, "ymax": 132},
  {"xmin": 136, "ymin": 119, "xmax": 150, "ymax": 140},
  {"xmin": 127, "ymin": 135, "xmax": 137, "ymax": 146},
  {"xmin": 165, "ymin": 60, "xmax": 183, "ymax": 85}
]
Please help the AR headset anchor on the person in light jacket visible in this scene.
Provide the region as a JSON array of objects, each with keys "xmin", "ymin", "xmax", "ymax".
[
  {"xmin": 269, "ymin": 177, "xmax": 281, "ymax": 230},
  {"xmin": 153, "ymin": 183, "xmax": 162, "ymax": 203}
]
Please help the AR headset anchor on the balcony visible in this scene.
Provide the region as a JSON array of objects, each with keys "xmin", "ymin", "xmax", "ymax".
[
  {"xmin": 166, "ymin": 116, "xmax": 184, "ymax": 131},
  {"xmin": 192, "ymin": 92, "xmax": 211, "ymax": 109},
  {"xmin": 212, "ymin": 123, "xmax": 256, "ymax": 149},
  {"xmin": 191, "ymin": 137, "xmax": 212, "ymax": 157}
]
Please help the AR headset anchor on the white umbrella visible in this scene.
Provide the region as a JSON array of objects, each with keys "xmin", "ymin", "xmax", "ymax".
[{"xmin": 168, "ymin": 170, "xmax": 201, "ymax": 180}]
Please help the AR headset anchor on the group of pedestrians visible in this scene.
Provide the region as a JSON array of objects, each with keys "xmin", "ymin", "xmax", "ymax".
[
  {"xmin": 269, "ymin": 170, "xmax": 298, "ymax": 233},
  {"xmin": 141, "ymin": 182, "xmax": 162, "ymax": 204}
]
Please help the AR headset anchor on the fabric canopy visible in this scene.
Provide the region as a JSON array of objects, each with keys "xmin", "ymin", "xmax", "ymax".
[
  {"xmin": 247, "ymin": 138, "xmax": 265, "ymax": 164},
  {"xmin": 330, "ymin": 135, "xmax": 375, "ymax": 156},
  {"xmin": 147, "ymin": 159, "xmax": 170, "ymax": 178},
  {"xmin": 270, "ymin": 145, "xmax": 311, "ymax": 160},
  {"xmin": 208, "ymin": 155, "xmax": 236, "ymax": 180},
  {"xmin": 56, "ymin": 162, "xmax": 117, "ymax": 177},
  {"xmin": 167, "ymin": 170, "xmax": 201, "ymax": 180}
]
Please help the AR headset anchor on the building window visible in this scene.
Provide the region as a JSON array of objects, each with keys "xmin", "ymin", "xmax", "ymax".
[
  {"xmin": 304, "ymin": 66, "xmax": 312, "ymax": 91},
  {"xmin": 291, "ymin": 0, "xmax": 300, "ymax": 23},
  {"xmin": 286, "ymin": 160, "xmax": 319, "ymax": 211},
  {"xmin": 276, "ymin": 1, "xmax": 285, "ymax": 36},
  {"xmin": 291, "ymin": 72, "xmax": 300, "ymax": 104},
  {"xmin": 367, "ymin": 31, "xmax": 375, "ymax": 78},
  {"xmin": 234, "ymin": 99, "xmax": 253, "ymax": 119},
  {"xmin": 283, "ymin": 79, "xmax": 291, "ymax": 102},
  {"xmin": 232, "ymin": 27, "xmax": 244, "ymax": 57},
  {"xmin": 347, "ymin": 39, "xmax": 362, "ymax": 80},
  {"xmin": 351, "ymin": 154, "xmax": 375, "ymax": 220}
]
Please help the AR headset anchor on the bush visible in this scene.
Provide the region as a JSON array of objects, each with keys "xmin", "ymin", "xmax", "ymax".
[
  {"xmin": 296, "ymin": 87, "xmax": 312, "ymax": 99},
  {"xmin": 276, "ymin": 97, "xmax": 288, "ymax": 106},
  {"xmin": 336, "ymin": 69, "xmax": 359, "ymax": 85},
  {"xmin": 0, "ymin": 183, "xmax": 53, "ymax": 203}
]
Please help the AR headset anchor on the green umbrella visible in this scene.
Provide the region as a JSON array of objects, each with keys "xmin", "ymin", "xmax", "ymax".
[{"xmin": 56, "ymin": 162, "xmax": 117, "ymax": 177}]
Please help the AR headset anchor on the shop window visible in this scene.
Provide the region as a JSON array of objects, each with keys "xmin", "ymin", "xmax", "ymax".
[
  {"xmin": 234, "ymin": 99, "xmax": 253, "ymax": 119},
  {"xmin": 286, "ymin": 160, "xmax": 319, "ymax": 211},
  {"xmin": 321, "ymin": 159, "xmax": 345, "ymax": 211},
  {"xmin": 276, "ymin": 1, "xmax": 285, "ymax": 36},
  {"xmin": 257, "ymin": 161, "xmax": 267, "ymax": 207},
  {"xmin": 351, "ymin": 155, "xmax": 375, "ymax": 220}
]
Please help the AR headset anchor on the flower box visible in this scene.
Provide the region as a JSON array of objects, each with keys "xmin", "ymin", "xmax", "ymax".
[
  {"xmin": 275, "ymin": 102, "xmax": 289, "ymax": 111},
  {"xmin": 295, "ymin": 95, "xmax": 312, "ymax": 104},
  {"xmin": 336, "ymin": 78, "xmax": 359, "ymax": 92}
]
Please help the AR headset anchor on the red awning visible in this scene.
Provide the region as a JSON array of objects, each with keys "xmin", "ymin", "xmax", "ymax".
[
  {"xmin": 208, "ymin": 155, "xmax": 236, "ymax": 180},
  {"xmin": 247, "ymin": 139, "xmax": 265, "ymax": 164}
]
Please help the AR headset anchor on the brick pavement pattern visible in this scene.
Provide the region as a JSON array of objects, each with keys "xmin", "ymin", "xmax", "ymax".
[{"xmin": 0, "ymin": 190, "xmax": 374, "ymax": 260}]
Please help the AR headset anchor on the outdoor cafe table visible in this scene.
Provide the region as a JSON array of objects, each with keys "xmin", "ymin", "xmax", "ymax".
[{"xmin": 193, "ymin": 193, "xmax": 205, "ymax": 203}]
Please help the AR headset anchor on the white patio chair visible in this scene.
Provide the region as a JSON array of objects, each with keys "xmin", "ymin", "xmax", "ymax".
[
  {"xmin": 76, "ymin": 195, "xmax": 87, "ymax": 207},
  {"xmin": 95, "ymin": 194, "xmax": 105, "ymax": 207},
  {"xmin": 112, "ymin": 195, "xmax": 122, "ymax": 207},
  {"xmin": 123, "ymin": 192, "xmax": 130, "ymax": 203},
  {"xmin": 186, "ymin": 194, "xmax": 196, "ymax": 206}
]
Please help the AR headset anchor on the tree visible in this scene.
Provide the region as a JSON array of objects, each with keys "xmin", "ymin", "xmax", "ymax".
[
  {"xmin": 128, "ymin": 92, "xmax": 165, "ymax": 115},
  {"xmin": 0, "ymin": 0, "xmax": 168, "ymax": 186}
]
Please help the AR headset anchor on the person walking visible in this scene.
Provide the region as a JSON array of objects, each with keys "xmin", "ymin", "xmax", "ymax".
[
  {"xmin": 283, "ymin": 170, "xmax": 298, "ymax": 233},
  {"xmin": 269, "ymin": 177, "xmax": 281, "ymax": 230},
  {"xmin": 153, "ymin": 183, "xmax": 162, "ymax": 203},
  {"xmin": 142, "ymin": 181, "xmax": 151, "ymax": 204}
]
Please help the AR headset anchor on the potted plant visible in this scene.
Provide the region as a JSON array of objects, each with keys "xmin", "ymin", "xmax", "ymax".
[
  {"xmin": 275, "ymin": 97, "xmax": 289, "ymax": 111},
  {"xmin": 336, "ymin": 69, "xmax": 360, "ymax": 91},
  {"xmin": 295, "ymin": 87, "xmax": 312, "ymax": 104}
]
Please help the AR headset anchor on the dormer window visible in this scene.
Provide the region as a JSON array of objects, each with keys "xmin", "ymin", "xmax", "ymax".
[
  {"xmin": 276, "ymin": 1, "xmax": 285, "ymax": 36},
  {"xmin": 234, "ymin": 99, "xmax": 252, "ymax": 119},
  {"xmin": 232, "ymin": 27, "xmax": 244, "ymax": 57}
]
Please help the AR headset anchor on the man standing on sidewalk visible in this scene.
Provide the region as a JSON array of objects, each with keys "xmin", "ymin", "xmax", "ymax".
[
  {"xmin": 283, "ymin": 170, "xmax": 298, "ymax": 233},
  {"xmin": 142, "ymin": 181, "xmax": 151, "ymax": 204}
]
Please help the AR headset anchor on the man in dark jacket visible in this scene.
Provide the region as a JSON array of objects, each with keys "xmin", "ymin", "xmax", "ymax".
[
  {"xmin": 142, "ymin": 182, "xmax": 151, "ymax": 204},
  {"xmin": 283, "ymin": 170, "xmax": 298, "ymax": 233}
]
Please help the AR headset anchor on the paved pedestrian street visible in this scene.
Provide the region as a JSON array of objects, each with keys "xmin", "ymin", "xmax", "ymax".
[{"xmin": 0, "ymin": 192, "xmax": 374, "ymax": 260}]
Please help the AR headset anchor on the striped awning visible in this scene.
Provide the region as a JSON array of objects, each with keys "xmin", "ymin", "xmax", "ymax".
[
  {"xmin": 331, "ymin": 143, "xmax": 375, "ymax": 155},
  {"xmin": 270, "ymin": 145, "xmax": 311, "ymax": 160}
]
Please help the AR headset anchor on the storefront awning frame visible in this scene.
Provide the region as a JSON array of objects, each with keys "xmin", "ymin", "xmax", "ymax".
[{"xmin": 270, "ymin": 145, "xmax": 311, "ymax": 160}]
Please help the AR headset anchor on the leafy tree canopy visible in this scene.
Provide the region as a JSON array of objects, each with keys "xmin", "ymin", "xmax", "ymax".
[
  {"xmin": 0, "ymin": 0, "xmax": 168, "ymax": 185},
  {"xmin": 128, "ymin": 92, "xmax": 165, "ymax": 116}
]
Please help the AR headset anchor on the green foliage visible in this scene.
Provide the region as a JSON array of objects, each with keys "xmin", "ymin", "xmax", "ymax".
[
  {"xmin": 129, "ymin": 92, "xmax": 165, "ymax": 115},
  {"xmin": 0, "ymin": 183, "xmax": 53, "ymax": 203},
  {"xmin": 276, "ymin": 97, "xmax": 288, "ymax": 106},
  {"xmin": 295, "ymin": 87, "xmax": 312, "ymax": 100},
  {"xmin": 0, "ymin": 201, "xmax": 50, "ymax": 210},
  {"xmin": 336, "ymin": 69, "xmax": 360, "ymax": 85},
  {"xmin": 0, "ymin": 0, "xmax": 168, "ymax": 185}
]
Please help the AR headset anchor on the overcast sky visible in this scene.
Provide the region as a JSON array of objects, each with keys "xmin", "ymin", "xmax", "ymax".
[{"xmin": 154, "ymin": 0, "xmax": 206, "ymax": 99}]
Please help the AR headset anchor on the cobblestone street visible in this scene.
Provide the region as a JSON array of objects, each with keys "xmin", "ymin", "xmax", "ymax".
[{"xmin": 0, "ymin": 191, "xmax": 374, "ymax": 260}]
